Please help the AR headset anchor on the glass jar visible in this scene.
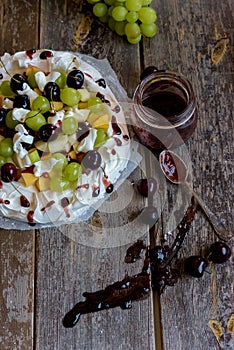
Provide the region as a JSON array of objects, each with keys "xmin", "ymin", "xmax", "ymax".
[{"xmin": 131, "ymin": 70, "xmax": 198, "ymax": 150}]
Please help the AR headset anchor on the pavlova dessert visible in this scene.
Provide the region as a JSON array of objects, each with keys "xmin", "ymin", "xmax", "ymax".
[{"xmin": 0, "ymin": 50, "xmax": 130, "ymax": 226}]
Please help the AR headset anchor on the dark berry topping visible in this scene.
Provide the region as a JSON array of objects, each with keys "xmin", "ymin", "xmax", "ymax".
[
  {"xmin": 43, "ymin": 82, "xmax": 60, "ymax": 101},
  {"xmin": 39, "ymin": 50, "xmax": 54, "ymax": 59},
  {"xmin": 1, "ymin": 163, "xmax": 18, "ymax": 182},
  {"xmin": 38, "ymin": 124, "xmax": 57, "ymax": 142},
  {"xmin": 82, "ymin": 150, "xmax": 102, "ymax": 170},
  {"xmin": 13, "ymin": 95, "xmax": 30, "ymax": 109},
  {"xmin": 184, "ymin": 256, "xmax": 208, "ymax": 278},
  {"xmin": 208, "ymin": 242, "xmax": 232, "ymax": 264},
  {"xmin": 137, "ymin": 177, "xmax": 157, "ymax": 197},
  {"xmin": 67, "ymin": 70, "xmax": 84, "ymax": 89},
  {"xmin": 10, "ymin": 74, "xmax": 27, "ymax": 93}
]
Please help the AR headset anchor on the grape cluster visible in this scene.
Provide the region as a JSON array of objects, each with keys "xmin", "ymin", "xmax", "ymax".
[{"xmin": 86, "ymin": 0, "xmax": 158, "ymax": 44}]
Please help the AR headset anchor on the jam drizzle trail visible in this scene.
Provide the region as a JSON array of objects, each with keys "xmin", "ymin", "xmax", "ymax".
[{"xmin": 62, "ymin": 200, "xmax": 197, "ymax": 328}]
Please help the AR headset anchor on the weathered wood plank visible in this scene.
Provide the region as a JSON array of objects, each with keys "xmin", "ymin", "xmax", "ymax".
[
  {"xmin": 35, "ymin": 2, "xmax": 155, "ymax": 350},
  {"xmin": 0, "ymin": 1, "xmax": 39, "ymax": 349},
  {"xmin": 0, "ymin": 229, "xmax": 35, "ymax": 350},
  {"xmin": 142, "ymin": 1, "xmax": 234, "ymax": 349}
]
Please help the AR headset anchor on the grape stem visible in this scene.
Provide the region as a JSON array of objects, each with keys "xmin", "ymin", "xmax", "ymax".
[{"xmin": 0, "ymin": 58, "xmax": 11, "ymax": 77}]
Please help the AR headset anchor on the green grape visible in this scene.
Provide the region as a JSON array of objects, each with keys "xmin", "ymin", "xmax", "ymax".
[
  {"xmin": 0, "ymin": 138, "xmax": 14, "ymax": 157},
  {"xmin": 112, "ymin": 6, "xmax": 128, "ymax": 21},
  {"xmin": 126, "ymin": 11, "xmax": 138, "ymax": 23},
  {"xmin": 88, "ymin": 97, "xmax": 102, "ymax": 107},
  {"xmin": 140, "ymin": 22, "xmax": 158, "ymax": 37},
  {"xmin": 94, "ymin": 129, "xmax": 108, "ymax": 147},
  {"xmin": 32, "ymin": 96, "xmax": 50, "ymax": 113},
  {"xmin": 125, "ymin": 0, "xmax": 141, "ymax": 11},
  {"xmin": 60, "ymin": 88, "xmax": 81, "ymax": 107},
  {"xmin": 50, "ymin": 177, "xmax": 70, "ymax": 192},
  {"xmin": 55, "ymin": 73, "xmax": 67, "ymax": 89},
  {"xmin": 93, "ymin": 2, "xmax": 108, "ymax": 17},
  {"xmin": 104, "ymin": 0, "xmax": 114, "ymax": 4},
  {"xmin": 125, "ymin": 22, "xmax": 141, "ymax": 39},
  {"xmin": 115, "ymin": 21, "xmax": 126, "ymax": 36},
  {"xmin": 127, "ymin": 34, "xmax": 142, "ymax": 44},
  {"xmin": 99, "ymin": 13, "xmax": 109, "ymax": 23},
  {"xmin": 27, "ymin": 72, "xmax": 38, "ymax": 89},
  {"xmin": 108, "ymin": 5, "xmax": 114, "ymax": 16},
  {"xmin": 0, "ymin": 155, "xmax": 6, "ymax": 167},
  {"xmin": 108, "ymin": 16, "xmax": 116, "ymax": 30},
  {"xmin": 25, "ymin": 110, "xmax": 46, "ymax": 131},
  {"xmin": 138, "ymin": 7, "xmax": 157, "ymax": 24},
  {"xmin": 62, "ymin": 117, "xmax": 78, "ymax": 135},
  {"xmin": 63, "ymin": 162, "xmax": 81, "ymax": 182},
  {"xmin": 141, "ymin": 0, "xmax": 152, "ymax": 5},
  {"xmin": 5, "ymin": 110, "xmax": 19, "ymax": 129},
  {"xmin": 0, "ymin": 81, "xmax": 15, "ymax": 97},
  {"xmin": 52, "ymin": 153, "xmax": 68, "ymax": 170}
]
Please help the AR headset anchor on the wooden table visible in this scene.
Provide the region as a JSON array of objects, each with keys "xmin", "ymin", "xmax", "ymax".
[{"xmin": 0, "ymin": 1, "xmax": 233, "ymax": 349}]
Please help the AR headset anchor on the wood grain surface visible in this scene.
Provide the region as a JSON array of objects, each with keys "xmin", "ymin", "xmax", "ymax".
[{"xmin": 0, "ymin": 0, "xmax": 233, "ymax": 349}]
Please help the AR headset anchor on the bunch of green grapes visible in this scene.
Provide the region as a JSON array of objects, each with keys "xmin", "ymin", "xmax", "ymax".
[{"xmin": 86, "ymin": 0, "xmax": 158, "ymax": 44}]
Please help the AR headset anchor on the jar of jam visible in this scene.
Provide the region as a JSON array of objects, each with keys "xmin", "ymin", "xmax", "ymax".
[{"xmin": 131, "ymin": 68, "xmax": 198, "ymax": 150}]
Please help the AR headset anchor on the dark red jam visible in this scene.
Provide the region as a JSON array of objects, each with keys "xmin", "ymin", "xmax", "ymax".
[
  {"xmin": 26, "ymin": 49, "xmax": 36, "ymax": 59},
  {"xmin": 39, "ymin": 50, "xmax": 54, "ymax": 59},
  {"xmin": 159, "ymin": 150, "xmax": 187, "ymax": 183},
  {"xmin": 132, "ymin": 70, "xmax": 198, "ymax": 150}
]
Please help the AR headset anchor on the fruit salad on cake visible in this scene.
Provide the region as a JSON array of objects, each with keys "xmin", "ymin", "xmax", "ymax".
[{"xmin": 0, "ymin": 50, "xmax": 130, "ymax": 225}]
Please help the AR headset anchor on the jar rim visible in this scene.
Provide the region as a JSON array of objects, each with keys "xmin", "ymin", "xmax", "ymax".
[{"xmin": 133, "ymin": 71, "xmax": 197, "ymax": 130}]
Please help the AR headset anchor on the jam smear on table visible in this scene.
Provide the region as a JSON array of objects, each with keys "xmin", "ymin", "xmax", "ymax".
[
  {"xmin": 62, "ymin": 200, "xmax": 196, "ymax": 327},
  {"xmin": 63, "ymin": 247, "xmax": 151, "ymax": 328},
  {"xmin": 125, "ymin": 239, "xmax": 146, "ymax": 263}
]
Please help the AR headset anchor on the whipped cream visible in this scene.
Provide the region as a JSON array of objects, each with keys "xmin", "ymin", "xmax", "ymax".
[{"xmin": 0, "ymin": 50, "xmax": 130, "ymax": 226}]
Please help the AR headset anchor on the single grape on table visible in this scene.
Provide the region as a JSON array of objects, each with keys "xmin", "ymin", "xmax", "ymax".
[{"xmin": 85, "ymin": 0, "xmax": 158, "ymax": 44}]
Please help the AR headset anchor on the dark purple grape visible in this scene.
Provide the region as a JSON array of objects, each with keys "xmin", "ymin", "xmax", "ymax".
[
  {"xmin": 82, "ymin": 150, "xmax": 102, "ymax": 170},
  {"xmin": 39, "ymin": 50, "xmax": 54, "ymax": 59},
  {"xmin": 140, "ymin": 206, "xmax": 158, "ymax": 227},
  {"xmin": 184, "ymin": 256, "xmax": 208, "ymax": 278},
  {"xmin": 38, "ymin": 124, "xmax": 57, "ymax": 142},
  {"xmin": 208, "ymin": 242, "xmax": 232, "ymax": 264},
  {"xmin": 13, "ymin": 95, "xmax": 30, "ymax": 109},
  {"xmin": 10, "ymin": 74, "xmax": 27, "ymax": 93},
  {"xmin": 0, "ymin": 108, "xmax": 8, "ymax": 125},
  {"xmin": 43, "ymin": 82, "xmax": 60, "ymax": 101},
  {"xmin": 67, "ymin": 70, "xmax": 84, "ymax": 89},
  {"xmin": 1, "ymin": 163, "xmax": 18, "ymax": 182},
  {"xmin": 137, "ymin": 177, "xmax": 157, "ymax": 197},
  {"xmin": 76, "ymin": 122, "xmax": 91, "ymax": 142},
  {"xmin": 140, "ymin": 66, "xmax": 158, "ymax": 81}
]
